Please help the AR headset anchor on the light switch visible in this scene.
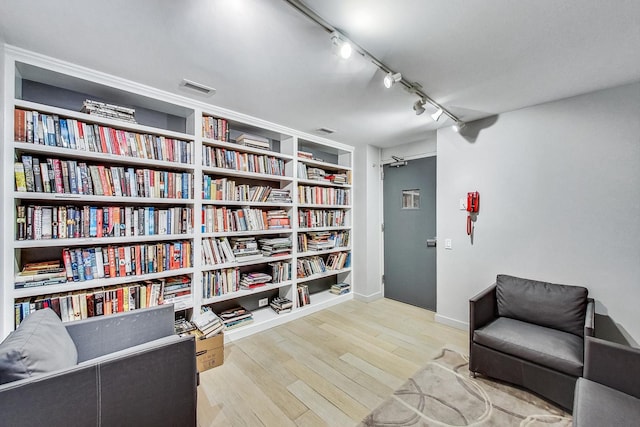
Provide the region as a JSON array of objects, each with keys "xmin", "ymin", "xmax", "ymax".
[
  {"xmin": 459, "ymin": 198, "xmax": 467, "ymax": 210},
  {"xmin": 445, "ymin": 239, "xmax": 452, "ymax": 250}
]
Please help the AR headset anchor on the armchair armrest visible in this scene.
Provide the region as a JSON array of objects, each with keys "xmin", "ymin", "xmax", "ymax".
[
  {"xmin": 469, "ymin": 284, "xmax": 497, "ymax": 334},
  {"xmin": 65, "ymin": 304, "xmax": 175, "ymax": 362},
  {"xmin": 584, "ymin": 336, "xmax": 640, "ymax": 399},
  {"xmin": 584, "ymin": 298, "xmax": 595, "ymax": 337}
]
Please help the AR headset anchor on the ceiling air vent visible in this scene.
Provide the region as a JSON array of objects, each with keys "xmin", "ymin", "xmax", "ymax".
[
  {"xmin": 316, "ymin": 127, "xmax": 335, "ymax": 135},
  {"xmin": 180, "ymin": 79, "xmax": 216, "ymax": 96}
]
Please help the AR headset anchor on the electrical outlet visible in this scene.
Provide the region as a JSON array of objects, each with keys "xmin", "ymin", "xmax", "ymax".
[{"xmin": 258, "ymin": 298, "xmax": 269, "ymax": 307}]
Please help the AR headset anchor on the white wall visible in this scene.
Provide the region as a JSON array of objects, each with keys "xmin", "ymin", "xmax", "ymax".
[
  {"xmin": 381, "ymin": 132, "xmax": 437, "ymax": 164},
  {"xmin": 436, "ymin": 82, "xmax": 640, "ymax": 343},
  {"xmin": 353, "ymin": 144, "xmax": 383, "ymax": 301},
  {"xmin": 0, "ymin": 43, "xmax": 5, "ymax": 321}
]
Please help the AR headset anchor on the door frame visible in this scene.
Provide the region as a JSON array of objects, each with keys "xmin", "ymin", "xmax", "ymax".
[{"xmin": 380, "ymin": 153, "xmax": 437, "ymax": 302}]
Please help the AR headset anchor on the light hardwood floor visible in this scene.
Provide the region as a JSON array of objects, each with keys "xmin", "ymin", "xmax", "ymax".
[{"xmin": 197, "ymin": 298, "xmax": 468, "ymax": 426}]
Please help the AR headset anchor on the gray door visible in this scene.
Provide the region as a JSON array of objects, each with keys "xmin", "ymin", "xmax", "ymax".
[{"xmin": 383, "ymin": 156, "xmax": 436, "ymax": 311}]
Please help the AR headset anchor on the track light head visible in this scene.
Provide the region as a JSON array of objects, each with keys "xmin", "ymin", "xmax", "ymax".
[
  {"xmin": 431, "ymin": 108, "xmax": 444, "ymax": 122},
  {"xmin": 383, "ymin": 72, "xmax": 402, "ymax": 89},
  {"xmin": 331, "ymin": 32, "xmax": 352, "ymax": 59},
  {"xmin": 413, "ymin": 98, "xmax": 426, "ymax": 115},
  {"xmin": 453, "ymin": 121, "xmax": 466, "ymax": 133}
]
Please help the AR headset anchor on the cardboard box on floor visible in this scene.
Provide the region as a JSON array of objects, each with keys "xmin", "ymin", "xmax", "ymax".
[{"xmin": 190, "ymin": 331, "xmax": 224, "ymax": 372}]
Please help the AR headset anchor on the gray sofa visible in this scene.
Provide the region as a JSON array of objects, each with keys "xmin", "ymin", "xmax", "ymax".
[
  {"xmin": 470, "ymin": 274, "xmax": 594, "ymax": 411},
  {"xmin": 0, "ymin": 304, "xmax": 197, "ymax": 427},
  {"xmin": 573, "ymin": 336, "xmax": 640, "ymax": 426}
]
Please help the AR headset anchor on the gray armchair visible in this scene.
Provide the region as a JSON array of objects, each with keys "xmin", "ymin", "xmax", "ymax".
[
  {"xmin": 469, "ymin": 274, "xmax": 594, "ymax": 411},
  {"xmin": 0, "ymin": 304, "xmax": 197, "ymax": 427},
  {"xmin": 573, "ymin": 336, "xmax": 640, "ymax": 426}
]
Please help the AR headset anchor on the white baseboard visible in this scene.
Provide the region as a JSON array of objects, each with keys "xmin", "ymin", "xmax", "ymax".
[
  {"xmin": 435, "ymin": 313, "xmax": 468, "ymax": 331},
  {"xmin": 354, "ymin": 291, "xmax": 383, "ymax": 303}
]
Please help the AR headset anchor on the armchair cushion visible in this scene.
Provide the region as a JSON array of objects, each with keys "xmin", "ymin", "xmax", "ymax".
[
  {"xmin": 496, "ymin": 274, "xmax": 588, "ymax": 337},
  {"xmin": 0, "ymin": 308, "xmax": 78, "ymax": 384},
  {"xmin": 474, "ymin": 317, "xmax": 584, "ymax": 376},
  {"xmin": 573, "ymin": 377, "xmax": 640, "ymax": 427}
]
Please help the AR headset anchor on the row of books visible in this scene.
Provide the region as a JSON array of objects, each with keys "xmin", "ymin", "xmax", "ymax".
[
  {"xmin": 326, "ymin": 252, "xmax": 350, "ymax": 271},
  {"xmin": 298, "ymin": 231, "xmax": 350, "ymax": 252},
  {"xmin": 202, "ymin": 115, "xmax": 230, "ymax": 141},
  {"xmin": 14, "ymin": 109, "xmax": 192, "ymax": 164},
  {"xmin": 296, "ymin": 256, "xmax": 327, "ymax": 278},
  {"xmin": 202, "ymin": 146, "xmax": 286, "ymax": 176},
  {"xmin": 297, "ymin": 285, "xmax": 311, "ymax": 307},
  {"xmin": 14, "ymin": 242, "xmax": 192, "ymax": 288},
  {"xmin": 298, "ymin": 185, "xmax": 351, "ymax": 206},
  {"xmin": 16, "ymin": 205, "xmax": 192, "ymax": 241},
  {"xmin": 202, "ymin": 206, "xmax": 290, "ymax": 233},
  {"xmin": 298, "ymin": 209, "xmax": 347, "ymax": 228},
  {"xmin": 14, "ymin": 278, "xmax": 175, "ymax": 326},
  {"xmin": 203, "ymin": 177, "xmax": 291, "ymax": 204},
  {"xmin": 296, "ymin": 252, "xmax": 350, "ymax": 278},
  {"xmin": 15, "ymin": 155, "xmax": 193, "ymax": 199},
  {"xmin": 202, "ymin": 262, "xmax": 291, "ymax": 299}
]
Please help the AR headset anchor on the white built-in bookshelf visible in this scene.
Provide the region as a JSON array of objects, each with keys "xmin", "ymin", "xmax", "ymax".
[{"xmin": 1, "ymin": 46, "xmax": 354, "ymax": 341}]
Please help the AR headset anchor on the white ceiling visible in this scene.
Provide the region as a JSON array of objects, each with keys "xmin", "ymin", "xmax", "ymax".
[{"xmin": 1, "ymin": 0, "xmax": 639, "ymax": 148}]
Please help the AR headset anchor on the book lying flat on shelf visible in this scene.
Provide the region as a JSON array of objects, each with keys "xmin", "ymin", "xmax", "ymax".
[
  {"xmin": 219, "ymin": 305, "xmax": 254, "ymax": 330},
  {"xmin": 331, "ymin": 282, "xmax": 351, "ymax": 295},
  {"xmin": 270, "ymin": 296, "xmax": 293, "ymax": 314}
]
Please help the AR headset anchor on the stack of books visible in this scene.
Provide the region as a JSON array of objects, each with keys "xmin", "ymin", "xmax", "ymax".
[
  {"xmin": 325, "ymin": 172, "xmax": 348, "ymax": 185},
  {"xmin": 330, "ymin": 282, "xmax": 351, "ymax": 295},
  {"xmin": 239, "ymin": 272, "xmax": 272, "ymax": 289},
  {"xmin": 298, "ymin": 150, "xmax": 313, "ymax": 160},
  {"xmin": 219, "ymin": 306, "xmax": 253, "ymax": 330},
  {"xmin": 81, "ymin": 99, "xmax": 136, "ymax": 123},
  {"xmin": 259, "ymin": 237, "xmax": 292, "ymax": 257},
  {"xmin": 161, "ymin": 276, "xmax": 192, "ymax": 306},
  {"xmin": 270, "ymin": 297, "xmax": 293, "ymax": 314},
  {"xmin": 174, "ymin": 317, "xmax": 196, "ymax": 335},
  {"xmin": 266, "ymin": 209, "xmax": 290, "ymax": 229},
  {"xmin": 191, "ymin": 308, "xmax": 224, "ymax": 338},
  {"xmin": 307, "ymin": 231, "xmax": 337, "ymax": 251},
  {"xmin": 235, "ymin": 133, "xmax": 270, "ymax": 150},
  {"xmin": 306, "ymin": 167, "xmax": 326, "ymax": 181},
  {"xmin": 266, "ymin": 189, "xmax": 292, "ymax": 203},
  {"xmin": 229, "ymin": 237, "xmax": 263, "ymax": 263},
  {"xmin": 15, "ymin": 261, "xmax": 67, "ymax": 289}
]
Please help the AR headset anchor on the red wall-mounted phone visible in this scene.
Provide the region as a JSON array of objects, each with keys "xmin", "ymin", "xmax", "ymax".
[
  {"xmin": 467, "ymin": 192, "xmax": 480, "ymax": 213},
  {"xmin": 467, "ymin": 192, "xmax": 480, "ymax": 235}
]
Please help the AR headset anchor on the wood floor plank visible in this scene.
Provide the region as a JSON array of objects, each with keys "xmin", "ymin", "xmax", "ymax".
[
  {"xmin": 287, "ymin": 380, "xmax": 357, "ymax": 426},
  {"xmin": 276, "ymin": 338, "xmax": 383, "ymax": 409},
  {"xmin": 283, "ymin": 358, "xmax": 370, "ymax": 421},
  {"xmin": 197, "ymin": 298, "xmax": 469, "ymax": 426},
  {"xmin": 230, "ymin": 343, "xmax": 309, "ymax": 420}
]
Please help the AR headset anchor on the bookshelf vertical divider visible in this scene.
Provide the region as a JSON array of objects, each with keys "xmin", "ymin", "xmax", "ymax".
[{"xmin": 1, "ymin": 46, "xmax": 354, "ymax": 342}]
